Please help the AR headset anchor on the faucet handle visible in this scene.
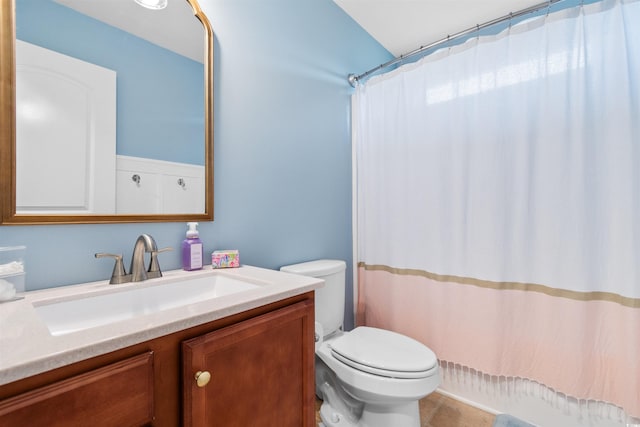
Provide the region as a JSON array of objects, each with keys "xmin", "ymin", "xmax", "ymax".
[
  {"xmin": 95, "ymin": 253, "xmax": 130, "ymax": 285},
  {"xmin": 147, "ymin": 247, "xmax": 173, "ymax": 279}
]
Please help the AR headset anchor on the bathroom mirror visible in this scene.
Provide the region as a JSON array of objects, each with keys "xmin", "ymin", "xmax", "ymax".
[{"xmin": 0, "ymin": 0, "xmax": 213, "ymax": 224}]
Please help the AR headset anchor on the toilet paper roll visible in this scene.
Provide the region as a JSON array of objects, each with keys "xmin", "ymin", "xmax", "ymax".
[{"xmin": 314, "ymin": 322, "xmax": 324, "ymax": 351}]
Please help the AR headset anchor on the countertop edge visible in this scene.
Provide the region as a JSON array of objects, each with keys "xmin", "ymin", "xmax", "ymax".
[{"xmin": 0, "ymin": 266, "xmax": 323, "ymax": 386}]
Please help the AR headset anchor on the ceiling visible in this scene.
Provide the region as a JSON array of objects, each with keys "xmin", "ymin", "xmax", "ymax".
[
  {"xmin": 333, "ymin": 0, "xmax": 544, "ymax": 56},
  {"xmin": 53, "ymin": 0, "xmax": 204, "ymax": 63},
  {"xmin": 54, "ymin": 0, "xmax": 544, "ymax": 69}
]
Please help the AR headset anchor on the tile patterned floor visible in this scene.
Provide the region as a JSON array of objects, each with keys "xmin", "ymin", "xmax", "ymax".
[
  {"xmin": 316, "ymin": 391, "xmax": 496, "ymax": 427},
  {"xmin": 419, "ymin": 392, "xmax": 495, "ymax": 427}
]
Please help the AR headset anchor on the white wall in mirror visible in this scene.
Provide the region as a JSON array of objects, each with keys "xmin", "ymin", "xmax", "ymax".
[{"xmin": 116, "ymin": 156, "xmax": 204, "ymax": 214}]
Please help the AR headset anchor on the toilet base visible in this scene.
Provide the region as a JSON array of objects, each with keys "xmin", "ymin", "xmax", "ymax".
[
  {"xmin": 319, "ymin": 399, "xmax": 420, "ymax": 427},
  {"xmin": 316, "ymin": 353, "xmax": 426, "ymax": 427},
  {"xmin": 360, "ymin": 402, "xmax": 420, "ymax": 427}
]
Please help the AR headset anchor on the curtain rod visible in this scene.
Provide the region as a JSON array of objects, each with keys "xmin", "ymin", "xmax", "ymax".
[{"xmin": 347, "ymin": 0, "xmax": 563, "ymax": 87}]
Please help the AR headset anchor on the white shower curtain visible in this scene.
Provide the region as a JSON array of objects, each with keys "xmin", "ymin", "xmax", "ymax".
[{"xmin": 354, "ymin": 0, "xmax": 640, "ymax": 421}]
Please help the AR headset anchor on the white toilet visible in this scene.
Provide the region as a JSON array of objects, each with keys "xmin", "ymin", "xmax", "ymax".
[{"xmin": 280, "ymin": 259, "xmax": 440, "ymax": 427}]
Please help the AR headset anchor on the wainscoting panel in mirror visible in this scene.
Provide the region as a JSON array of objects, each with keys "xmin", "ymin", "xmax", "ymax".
[{"xmin": 0, "ymin": 0, "xmax": 213, "ymax": 224}]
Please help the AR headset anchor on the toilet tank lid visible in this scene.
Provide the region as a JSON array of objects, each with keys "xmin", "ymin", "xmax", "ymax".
[{"xmin": 280, "ymin": 259, "xmax": 346, "ymax": 276}]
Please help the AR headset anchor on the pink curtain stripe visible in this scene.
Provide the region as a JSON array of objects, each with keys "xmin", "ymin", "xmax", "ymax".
[{"xmin": 357, "ymin": 267, "xmax": 640, "ymax": 418}]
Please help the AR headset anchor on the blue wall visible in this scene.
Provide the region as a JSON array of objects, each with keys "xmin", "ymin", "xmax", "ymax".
[
  {"xmin": 17, "ymin": 0, "xmax": 204, "ymax": 165},
  {"xmin": 2, "ymin": 0, "xmax": 391, "ymax": 330}
]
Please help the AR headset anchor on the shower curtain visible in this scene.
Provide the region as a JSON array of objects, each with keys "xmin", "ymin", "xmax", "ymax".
[{"xmin": 353, "ymin": 0, "xmax": 640, "ymax": 421}]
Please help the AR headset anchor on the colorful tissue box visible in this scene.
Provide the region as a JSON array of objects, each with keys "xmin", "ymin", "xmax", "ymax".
[{"xmin": 211, "ymin": 250, "xmax": 240, "ymax": 269}]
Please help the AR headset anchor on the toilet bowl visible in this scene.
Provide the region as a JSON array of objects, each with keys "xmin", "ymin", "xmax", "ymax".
[
  {"xmin": 316, "ymin": 327, "xmax": 440, "ymax": 427},
  {"xmin": 280, "ymin": 260, "xmax": 440, "ymax": 427}
]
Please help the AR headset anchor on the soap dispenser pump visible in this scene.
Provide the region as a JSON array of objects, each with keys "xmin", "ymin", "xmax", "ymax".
[{"xmin": 182, "ymin": 222, "xmax": 203, "ymax": 271}]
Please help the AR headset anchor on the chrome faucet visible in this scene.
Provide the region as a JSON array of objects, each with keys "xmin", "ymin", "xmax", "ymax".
[
  {"xmin": 95, "ymin": 234, "xmax": 172, "ymax": 284},
  {"xmin": 130, "ymin": 234, "xmax": 157, "ymax": 282}
]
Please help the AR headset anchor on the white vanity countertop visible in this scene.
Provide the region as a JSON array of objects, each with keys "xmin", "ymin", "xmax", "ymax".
[{"xmin": 0, "ymin": 265, "xmax": 323, "ymax": 386}]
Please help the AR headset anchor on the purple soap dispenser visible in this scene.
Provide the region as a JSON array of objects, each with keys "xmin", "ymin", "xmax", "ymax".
[{"xmin": 182, "ymin": 222, "xmax": 203, "ymax": 271}]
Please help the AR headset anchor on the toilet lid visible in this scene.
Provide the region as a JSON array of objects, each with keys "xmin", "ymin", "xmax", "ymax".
[{"xmin": 329, "ymin": 327, "xmax": 438, "ymax": 379}]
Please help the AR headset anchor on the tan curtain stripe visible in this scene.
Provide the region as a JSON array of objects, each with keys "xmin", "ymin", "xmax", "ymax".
[{"xmin": 358, "ymin": 262, "xmax": 640, "ymax": 308}]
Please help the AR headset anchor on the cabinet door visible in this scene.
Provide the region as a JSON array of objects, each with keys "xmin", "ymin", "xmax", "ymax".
[
  {"xmin": 182, "ymin": 300, "xmax": 315, "ymax": 427},
  {"xmin": 0, "ymin": 352, "xmax": 154, "ymax": 427}
]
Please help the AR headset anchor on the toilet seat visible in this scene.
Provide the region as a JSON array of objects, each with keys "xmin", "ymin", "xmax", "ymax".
[{"xmin": 328, "ymin": 327, "xmax": 438, "ymax": 379}]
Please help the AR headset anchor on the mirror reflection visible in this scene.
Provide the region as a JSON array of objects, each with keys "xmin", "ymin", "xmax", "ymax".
[{"xmin": 12, "ymin": 0, "xmax": 209, "ymax": 216}]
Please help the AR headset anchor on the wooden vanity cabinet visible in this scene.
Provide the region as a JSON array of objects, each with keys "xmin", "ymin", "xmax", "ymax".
[
  {"xmin": 183, "ymin": 300, "xmax": 315, "ymax": 426},
  {"xmin": 0, "ymin": 292, "xmax": 315, "ymax": 427},
  {"xmin": 0, "ymin": 352, "xmax": 154, "ymax": 426}
]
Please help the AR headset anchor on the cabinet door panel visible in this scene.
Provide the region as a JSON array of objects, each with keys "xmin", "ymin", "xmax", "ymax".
[
  {"xmin": 16, "ymin": 40, "xmax": 116, "ymax": 214},
  {"xmin": 0, "ymin": 352, "xmax": 154, "ymax": 427},
  {"xmin": 183, "ymin": 300, "xmax": 314, "ymax": 427}
]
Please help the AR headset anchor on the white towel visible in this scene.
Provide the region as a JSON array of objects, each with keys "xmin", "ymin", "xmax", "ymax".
[
  {"xmin": 0, "ymin": 261, "xmax": 24, "ymax": 276},
  {"xmin": 0, "ymin": 278, "xmax": 16, "ymax": 301}
]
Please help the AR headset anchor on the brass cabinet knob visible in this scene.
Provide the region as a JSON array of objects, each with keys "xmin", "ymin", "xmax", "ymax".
[{"xmin": 195, "ymin": 370, "xmax": 211, "ymax": 387}]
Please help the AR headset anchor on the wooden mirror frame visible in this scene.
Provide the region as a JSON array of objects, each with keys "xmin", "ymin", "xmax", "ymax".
[{"xmin": 0, "ymin": 0, "xmax": 213, "ymax": 225}]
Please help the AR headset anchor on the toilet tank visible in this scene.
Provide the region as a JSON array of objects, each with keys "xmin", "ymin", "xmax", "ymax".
[{"xmin": 280, "ymin": 259, "xmax": 346, "ymax": 337}]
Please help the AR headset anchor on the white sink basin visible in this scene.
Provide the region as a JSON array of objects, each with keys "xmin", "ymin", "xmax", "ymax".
[{"xmin": 34, "ymin": 274, "xmax": 261, "ymax": 336}]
